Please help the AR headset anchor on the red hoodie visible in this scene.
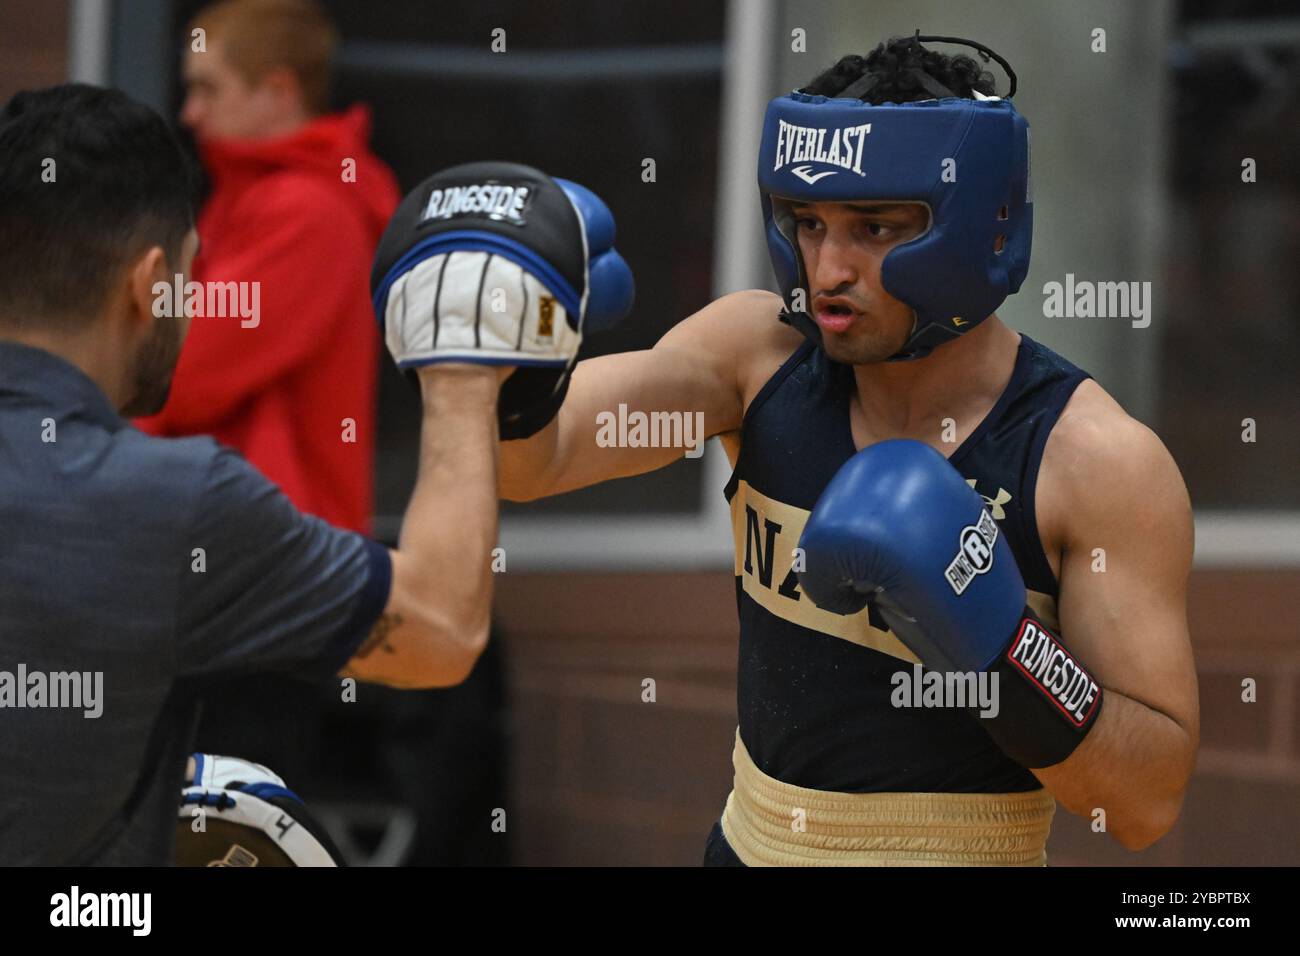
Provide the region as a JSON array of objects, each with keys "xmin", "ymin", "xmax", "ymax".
[{"xmin": 137, "ymin": 105, "xmax": 400, "ymax": 533}]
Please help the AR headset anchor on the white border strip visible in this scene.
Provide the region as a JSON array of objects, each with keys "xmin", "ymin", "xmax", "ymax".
[
  {"xmin": 1183, "ymin": 18, "xmax": 1300, "ymax": 50},
  {"xmin": 67, "ymin": 0, "xmax": 111, "ymax": 85},
  {"xmin": 1193, "ymin": 513, "xmax": 1300, "ymax": 567},
  {"xmin": 492, "ymin": 510, "xmax": 1300, "ymax": 573}
]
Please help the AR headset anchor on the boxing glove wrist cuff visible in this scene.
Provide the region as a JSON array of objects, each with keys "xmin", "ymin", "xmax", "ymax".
[{"xmin": 974, "ymin": 607, "xmax": 1104, "ymax": 769}]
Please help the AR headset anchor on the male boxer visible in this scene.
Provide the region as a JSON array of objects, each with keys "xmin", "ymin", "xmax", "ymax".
[
  {"xmin": 499, "ymin": 35, "xmax": 1198, "ymax": 865},
  {"xmin": 0, "ymin": 86, "xmax": 623, "ymax": 863}
]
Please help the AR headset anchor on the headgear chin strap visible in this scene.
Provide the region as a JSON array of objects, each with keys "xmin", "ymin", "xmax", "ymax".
[{"xmin": 758, "ymin": 39, "xmax": 1032, "ymax": 361}]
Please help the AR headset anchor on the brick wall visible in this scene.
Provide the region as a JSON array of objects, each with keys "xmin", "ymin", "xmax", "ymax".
[
  {"xmin": 495, "ymin": 568, "xmax": 1300, "ymax": 866},
  {"xmin": 0, "ymin": 0, "xmax": 67, "ymax": 102}
]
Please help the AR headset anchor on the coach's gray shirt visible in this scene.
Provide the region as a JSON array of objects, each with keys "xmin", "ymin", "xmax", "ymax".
[{"xmin": 0, "ymin": 342, "xmax": 391, "ymax": 864}]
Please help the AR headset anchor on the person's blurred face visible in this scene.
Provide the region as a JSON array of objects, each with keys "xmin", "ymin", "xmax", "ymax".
[
  {"xmin": 122, "ymin": 228, "xmax": 199, "ymax": 417},
  {"xmin": 179, "ymin": 42, "xmax": 296, "ymax": 141},
  {"xmin": 791, "ymin": 200, "xmax": 931, "ymax": 364}
]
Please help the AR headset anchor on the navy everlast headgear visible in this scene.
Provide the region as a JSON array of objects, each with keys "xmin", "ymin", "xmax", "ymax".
[{"xmin": 758, "ymin": 36, "xmax": 1031, "ymax": 361}]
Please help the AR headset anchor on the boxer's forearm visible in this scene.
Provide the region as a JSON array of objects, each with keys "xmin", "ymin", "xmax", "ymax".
[
  {"xmin": 501, "ymin": 341, "xmax": 744, "ymax": 502},
  {"xmin": 498, "ymin": 415, "xmax": 561, "ymax": 501},
  {"xmin": 1031, "ymin": 688, "xmax": 1195, "ymax": 851}
]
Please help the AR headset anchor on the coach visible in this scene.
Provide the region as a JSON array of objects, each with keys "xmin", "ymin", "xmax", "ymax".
[{"xmin": 0, "ymin": 85, "xmax": 510, "ymax": 865}]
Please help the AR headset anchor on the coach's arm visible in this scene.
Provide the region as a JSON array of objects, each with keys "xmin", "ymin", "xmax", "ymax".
[
  {"xmin": 1030, "ymin": 384, "xmax": 1199, "ymax": 850},
  {"xmin": 341, "ymin": 366, "xmax": 506, "ymax": 689}
]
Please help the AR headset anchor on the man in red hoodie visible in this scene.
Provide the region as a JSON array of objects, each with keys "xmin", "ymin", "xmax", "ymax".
[
  {"xmin": 137, "ymin": 0, "xmax": 399, "ymax": 534},
  {"xmin": 134, "ymin": 1, "xmax": 403, "ymax": 831}
]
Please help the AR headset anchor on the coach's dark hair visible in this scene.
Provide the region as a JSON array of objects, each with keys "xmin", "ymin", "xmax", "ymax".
[
  {"xmin": 0, "ymin": 83, "xmax": 197, "ymax": 327},
  {"xmin": 802, "ymin": 35, "xmax": 997, "ymax": 104}
]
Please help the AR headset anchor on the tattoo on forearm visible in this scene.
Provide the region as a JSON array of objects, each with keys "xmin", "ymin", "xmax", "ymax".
[{"xmin": 354, "ymin": 613, "xmax": 402, "ymax": 659}]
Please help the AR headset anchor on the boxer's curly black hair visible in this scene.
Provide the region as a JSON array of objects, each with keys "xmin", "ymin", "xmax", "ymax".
[{"xmin": 802, "ymin": 34, "xmax": 999, "ymax": 104}]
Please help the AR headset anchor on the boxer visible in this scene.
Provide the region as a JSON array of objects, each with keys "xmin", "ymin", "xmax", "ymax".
[{"xmin": 499, "ymin": 34, "xmax": 1198, "ymax": 865}]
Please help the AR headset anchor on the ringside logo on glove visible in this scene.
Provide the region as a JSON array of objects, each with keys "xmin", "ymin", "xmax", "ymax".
[
  {"xmin": 371, "ymin": 161, "xmax": 634, "ymax": 439},
  {"xmin": 945, "ymin": 510, "xmax": 999, "ymax": 595},
  {"xmin": 1006, "ymin": 616, "xmax": 1102, "ymax": 727},
  {"xmin": 421, "ymin": 182, "xmax": 533, "ymax": 225}
]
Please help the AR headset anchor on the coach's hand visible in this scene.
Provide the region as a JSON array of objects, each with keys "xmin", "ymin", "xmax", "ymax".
[
  {"xmin": 797, "ymin": 440, "xmax": 1105, "ymax": 768},
  {"xmin": 371, "ymin": 161, "xmax": 634, "ymax": 438}
]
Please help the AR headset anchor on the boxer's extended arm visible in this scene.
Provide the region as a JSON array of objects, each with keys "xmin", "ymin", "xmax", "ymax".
[
  {"xmin": 500, "ymin": 289, "xmax": 784, "ymax": 500},
  {"xmin": 342, "ymin": 365, "xmax": 506, "ymax": 689},
  {"xmin": 1029, "ymin": 383, "xmax": 1198, "ymax": 850}
]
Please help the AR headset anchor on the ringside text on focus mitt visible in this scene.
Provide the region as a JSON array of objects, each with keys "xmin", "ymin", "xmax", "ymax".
[{"xmin": 370, "ymin": 161, "xmax": 634, "ymax": 439}]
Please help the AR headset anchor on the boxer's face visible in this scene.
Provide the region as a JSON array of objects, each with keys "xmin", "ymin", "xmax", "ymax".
[
  {"xmin": 180, "ymin": 42, "xmax": 295, "ymax": 142},
  {"xmin": 791, "ymin": 200, "xmax": 930, "ymax": 364},
  {"xmin": 122, "ymin": 229, "xmax": 199, "ymax": 417}
]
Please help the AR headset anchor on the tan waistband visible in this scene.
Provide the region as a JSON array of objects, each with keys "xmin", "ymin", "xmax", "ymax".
[{"xmin": 720, "ymin": 731, "xmax": 1055, "ymax": 867}]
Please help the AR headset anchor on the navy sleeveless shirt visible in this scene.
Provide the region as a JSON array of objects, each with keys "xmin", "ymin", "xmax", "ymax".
[{"xmin": 723, "ymin": 333, "xmax": 1091, "ymax": 794}]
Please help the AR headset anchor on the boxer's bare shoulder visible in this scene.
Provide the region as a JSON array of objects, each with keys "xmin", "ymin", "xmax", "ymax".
[{"xmin": 1035, "ymin": 377, "xmax": 1193, "ymax": 585}]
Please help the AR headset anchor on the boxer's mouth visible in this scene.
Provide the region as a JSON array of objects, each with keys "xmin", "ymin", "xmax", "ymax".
[{"xmin": 813, "ymin": 297, "xmax": 860, "ymax": 334}]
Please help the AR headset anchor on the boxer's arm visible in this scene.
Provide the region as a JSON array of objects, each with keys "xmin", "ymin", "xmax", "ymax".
[
  {"xmin": 1029, "ymin": 384, "xmax": 1198, "ymax": 850},
  {"xmin": 342, "ymin": 365, "xmax": 505, "ymax": 688},
  {"xmin": 500, "ymin": 289, "xmax": 783, "ymax": 500}
]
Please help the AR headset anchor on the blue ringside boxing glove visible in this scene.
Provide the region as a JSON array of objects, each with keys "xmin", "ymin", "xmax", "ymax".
[
  {"xmin": 552, "ymin": 178, "xmax": 633, "ymax": 335},
  {"xmin": 798, "ymin": 440, "xmax": 1104, "ymax": 768},
  {"xmin": 370, "ymin": 161, "xmax": 634, "ymax": 439},
  {"xmin": 498, "ymin": 176, "xmax": 634, "ymax": 439}
]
